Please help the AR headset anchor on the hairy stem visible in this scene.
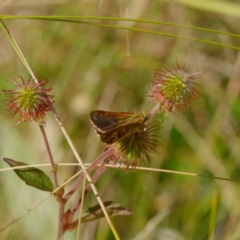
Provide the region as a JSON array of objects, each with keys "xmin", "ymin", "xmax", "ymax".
[
  {"xmin": 39, "ymin": 125, "xmax": 58, "ymax": 187},
  {"xmin": 57, "ymin": 201, "xmax": 64, "ymax": 240},
  {"xmin": 39, "ymin": 125, "xmax": 64, "ymax": 240}
]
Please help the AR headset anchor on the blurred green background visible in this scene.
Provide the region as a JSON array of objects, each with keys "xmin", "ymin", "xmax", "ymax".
[{"xmin": 1, "ymin": 0, "xmax": 240, "ymax": 239}]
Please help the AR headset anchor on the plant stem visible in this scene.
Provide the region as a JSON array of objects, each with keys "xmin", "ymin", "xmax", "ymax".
[
  {"xmin": 64, "ymin": 148, "xmax": 113, "ymax": 201},
  {"xmin": 150, "ymin": 103, "xmax": 160, "ymax": 115},
  {"xmin": 68, "ymin": 165, "xmax": 106, "ymax": 224},
  {"xmin": 39, "ymin": 125, "xmax": 58, "ymax": 187},
  {"xmin": 77, "ymin": 173, "xmax": 87, "ymax": 239},
  {"xmin": 57, "ymin": 201, "xmax": 64, "ymax": 240},
  {"xmin": 39, "ymin": 125, "xmax": 65, "ymax": 240}
]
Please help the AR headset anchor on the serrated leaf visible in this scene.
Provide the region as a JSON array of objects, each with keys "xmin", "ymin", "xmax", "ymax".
[
  {"xmin": 64, "ymin": 201, "xmax": 134, "ymax": 232},
  {"xmin": 3, "ymin": 157, "xmax": 54, "ymax": 192}
]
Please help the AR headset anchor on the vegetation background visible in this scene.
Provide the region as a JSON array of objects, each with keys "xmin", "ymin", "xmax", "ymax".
[{"xmin": 0, "ymin": 0, "xmax": 240, "ymax": 239}]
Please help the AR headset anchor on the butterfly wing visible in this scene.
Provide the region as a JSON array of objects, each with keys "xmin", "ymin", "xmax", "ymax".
[
  {"xmin": 90, "ymin": 111, "xmax": 134, "ymax": 133},
  {"xmin": 99, "ymin": 122, "xmax": 145, "ymax": 144}
]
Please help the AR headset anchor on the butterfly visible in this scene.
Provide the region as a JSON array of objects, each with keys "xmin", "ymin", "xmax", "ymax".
[{"xmin": 90, "ymin": 110, "xmax": 151, "ymax": 145}]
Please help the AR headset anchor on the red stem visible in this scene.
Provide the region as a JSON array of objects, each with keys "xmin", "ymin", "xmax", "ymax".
[
  {"xmin": 57, "ymin": 201, "xmax": 64, "ymax": 240},
  {"xmin": 39, "ymin": 125, "xmax": 58, "ymax": 187},
  {"xmin": 67, "ymin": 165, "xmax": 106, "ymax": 223},
  {"xmin": 150, "ymin": 103, "xmax": 160, "ymax": 116},
  {"xmin": 64, "ymin": 148, "xmax": 114, "ymax": 200},
  {"xmin": 39, "ymin": 125, "xmax": 64, "ymax": 240}
]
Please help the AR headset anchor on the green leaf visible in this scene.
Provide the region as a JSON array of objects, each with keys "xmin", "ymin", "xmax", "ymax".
[{"xmin": 3, "ymin": 157, "xmax": 54, "ymax": 192}]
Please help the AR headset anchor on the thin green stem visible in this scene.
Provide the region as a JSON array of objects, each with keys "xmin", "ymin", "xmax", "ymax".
[
  {"xmin": 1, "ymin": 15, "xmax": 240, "ymax": 50},
  {"xmin": 77, "ymin": 172, "xmax": 87, "ymax": 240},
  {"xmin": 2, "ymin": 161, "xmax": 238, "ymax": 183},
  {"xmin": 76, "ymin": 20, "xmax": 240, "ymax": 51},
  {"xmin": 1, "ymin": 15, "xmax": 240, "ymax": 39},
  {"xmin": 101, "ymin": 164, "xmax": 238, "ymax": 182}
]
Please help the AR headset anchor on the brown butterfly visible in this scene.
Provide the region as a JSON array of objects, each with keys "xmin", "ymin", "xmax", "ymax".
[{"xmin": 90, "ymin": 110, "xmax": 151, "ymax": 145}]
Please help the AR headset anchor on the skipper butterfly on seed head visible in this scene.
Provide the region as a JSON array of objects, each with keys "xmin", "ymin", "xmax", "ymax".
[{"xmin": 89, "ymin": 110, "xmax": 151, "ymax": 145}]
